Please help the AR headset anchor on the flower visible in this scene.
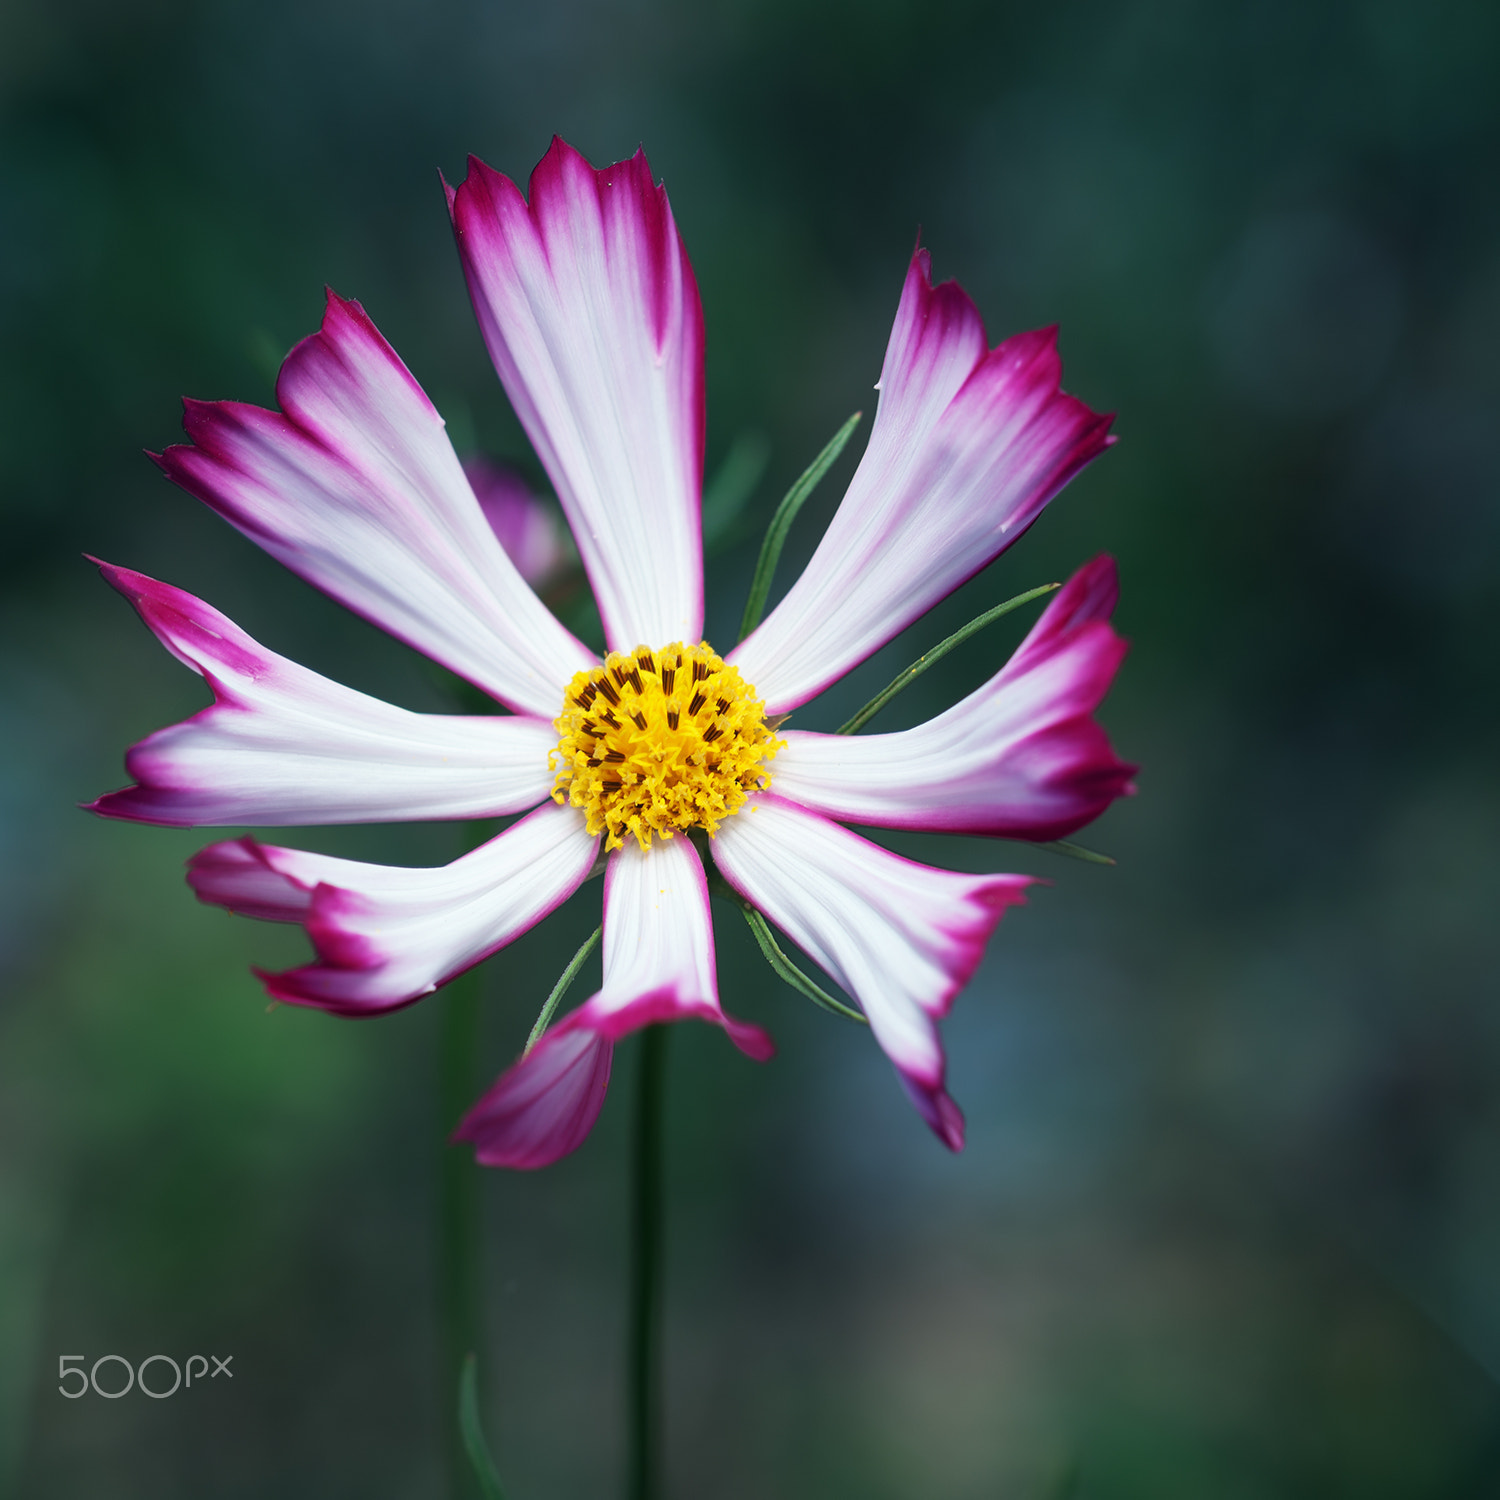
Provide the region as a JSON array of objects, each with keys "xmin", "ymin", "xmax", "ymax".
[{"xmin": 90, "ymin": 138, "xmax": 1133, "ymax": 1168}]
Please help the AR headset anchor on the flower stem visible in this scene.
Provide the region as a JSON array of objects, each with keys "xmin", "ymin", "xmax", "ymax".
[
  {"xmin": 627, "ymin": 1023, "xmax": 669, "ymax": 1500},
  {"xmin": 438, "ymin": 965, "xmax": 485, "ymax": 1500}
]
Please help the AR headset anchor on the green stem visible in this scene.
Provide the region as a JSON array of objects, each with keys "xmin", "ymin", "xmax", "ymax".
[
  {"xmin": 627, "ymin": 1024, "xmax": 669, "ymax": 1500},
  {"xmin": 836, "ymin": 581, "xmax": 1061, "ymax": 736},
  {"xmin": 438, "ymin": 966, "xmax": 485, "ymax": 1500}
]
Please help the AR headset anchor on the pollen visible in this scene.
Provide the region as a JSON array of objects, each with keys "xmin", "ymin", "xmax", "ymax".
[{"xmin": 550, "ymin": 642, "xmax": 784, "ymax": 851}]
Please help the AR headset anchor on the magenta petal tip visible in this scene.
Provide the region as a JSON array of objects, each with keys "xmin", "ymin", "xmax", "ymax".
[{"xmin": 455, "ymin": 1024, "xmax": 614, "ymax": 1170}]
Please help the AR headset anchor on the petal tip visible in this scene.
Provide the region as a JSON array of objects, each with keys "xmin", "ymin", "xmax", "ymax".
[
  {"xmin": 84, "ymin": 787, "xmax": 146, "ymax": 822},
  {"xmin": 901, "ymin": 1072, "xmax": 967, "ymax": 1152},
  {"xmin": 456, "ymin": 1024, "xmax": 614, "ymax": 1170}
]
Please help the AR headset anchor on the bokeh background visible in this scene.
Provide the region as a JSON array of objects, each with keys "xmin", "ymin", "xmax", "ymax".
[{"xmin": 3, "ymin": 0, "xmax": 1499, "ymax": 1495}]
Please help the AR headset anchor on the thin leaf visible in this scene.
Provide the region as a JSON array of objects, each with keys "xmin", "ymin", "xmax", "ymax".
[
  {"xmin": 740, "ymin": 907, "xmax": 867, "ymax": 1025},
  {"xmin": 459, "ymin": 1354, "xmax": 507, "ymax": 1500},
  {"xmin": 1035, "ymin": 839, "xmax": 1116, "ymax": 866},
  {"xmin": 738, "ymin": 411, "xmax": 862, "ymax": 642},
  {"xmin": 704, "ymin": 867, "xmax": 865, "ymax": 1022},
  {"xmin": 525, "ymin": 925, "xmax": 602, "ymax": 1054},
  {"xmin": 701, "ymin": 431, "xmax": 770, "ymax": 553},
  {"xmin": 836, "ymin": 582, "xmax": 1061, "ymax": 736}
]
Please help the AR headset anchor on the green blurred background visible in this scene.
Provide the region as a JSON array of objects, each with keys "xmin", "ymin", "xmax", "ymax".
[{"xmin": 3, "ymin": 0, "xmax": 1499, "ymax": 1494}]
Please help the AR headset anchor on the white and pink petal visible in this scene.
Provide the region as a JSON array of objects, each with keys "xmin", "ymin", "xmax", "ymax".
[
  {"xmin": 454, "ymin": 835, "xmax": 773, "ymax": 1170},
  {"xmin": 580, "ymin": 835, "xmax": 773, "ymax": 1053},
  {"xmin": 188, "ymin": 802, "xmax": 598, "ymax": 1015},
  {"xmin": 450, "ymin": 140, "xmax": 705, "ymax": 651},
  {"xmin": 732, "ymin": 250, "xmax": 1115, "ymax": 712},
  {"xmin": 88, "ymin": 562, "xmax": 556, "ymax": 827},
  {"xmin": 156, "ymin": 291, "xmax": 594, "ymax": 716},
  {"xmin": 712, "ymin": 795, "xmax": 1033, "ymax": 1150},
  {"xmin": 768, "ymin": 556, "xmax": 1136, "ymax": 841}
]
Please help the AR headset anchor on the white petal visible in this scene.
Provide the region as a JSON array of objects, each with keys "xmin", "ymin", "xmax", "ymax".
[
  {"xmin": 581, "ymin": 838, "xmax": 773, "ymax": 1057},
  {"xmin": 451, "ymin": 834, "xmax": 773, "ymax": 1173},
  {"xmin": 187, "ymin": 802, "xmax": 598, "ymax": 1014},
  {"xmin": 767, "ymin": 556, "xmax": 1135, "ymax": 840},
  {"xmin": 157, "ymin": 291, "xmax": 594, "ymax": 715},
  {"xmin": 90, "ymin": 563, "xmax": 556, "ymax": 826},
  {"xmin": 731, "ymin": 252, "xmax": 1114, "ymax": 712},
  {"xmin": 450, "ymin": 140, "xmax": 705, "ymax": 650},
  {"xmin": 712, "ymin": 796, "xmax": 1031, "ymax": 1147}
]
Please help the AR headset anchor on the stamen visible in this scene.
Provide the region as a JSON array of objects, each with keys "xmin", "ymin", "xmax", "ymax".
[{"xmin": 550, "ymin": 642, "xmax": 784, "ymax": 852}]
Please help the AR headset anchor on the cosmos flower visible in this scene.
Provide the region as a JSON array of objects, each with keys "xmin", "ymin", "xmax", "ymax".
[{"xmin": 90, "ymin": 138, "xmax": 1133, "ymax": 1168}]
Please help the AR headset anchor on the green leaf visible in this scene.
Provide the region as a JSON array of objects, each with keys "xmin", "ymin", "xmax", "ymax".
[
  {"xmin": 1035, "ymin": 839, "xmax": 1116, "ymax": 866},
  {"xmin": 702, "ymin": 431, "xmax": 770, "ymax": 553},
  {"xmin": 525, "ymin": 925, "xmax": 602, "ymax": 1054},
  {"xmin": 835, "ymin": 582, "xmax": 1061, "ymax": 736},
  {"xmin": 738, "ymin": 411, "xmax": 863, "ymax": 642},
  {"xmin": 741, "ymin": 909, "xmax": 868, "ymax": 1025},
  {"xmin": 459, "ymin": 1354, "xmax": 508, "ymax": 1500},
  {"xmin": 705, "ymin": 867, "xmax": 865, "ymax": 1022}
]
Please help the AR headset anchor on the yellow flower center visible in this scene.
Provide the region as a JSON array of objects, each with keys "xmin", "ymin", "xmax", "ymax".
[{"xmin": 550, "ymin": 642, "xmax": 783, "ymax": 852}]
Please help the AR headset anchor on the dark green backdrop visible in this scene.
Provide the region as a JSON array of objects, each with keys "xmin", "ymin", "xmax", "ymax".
[{"xmin": 3, "ymin": 0, "xmax": 1498, "ymax": 1495}]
